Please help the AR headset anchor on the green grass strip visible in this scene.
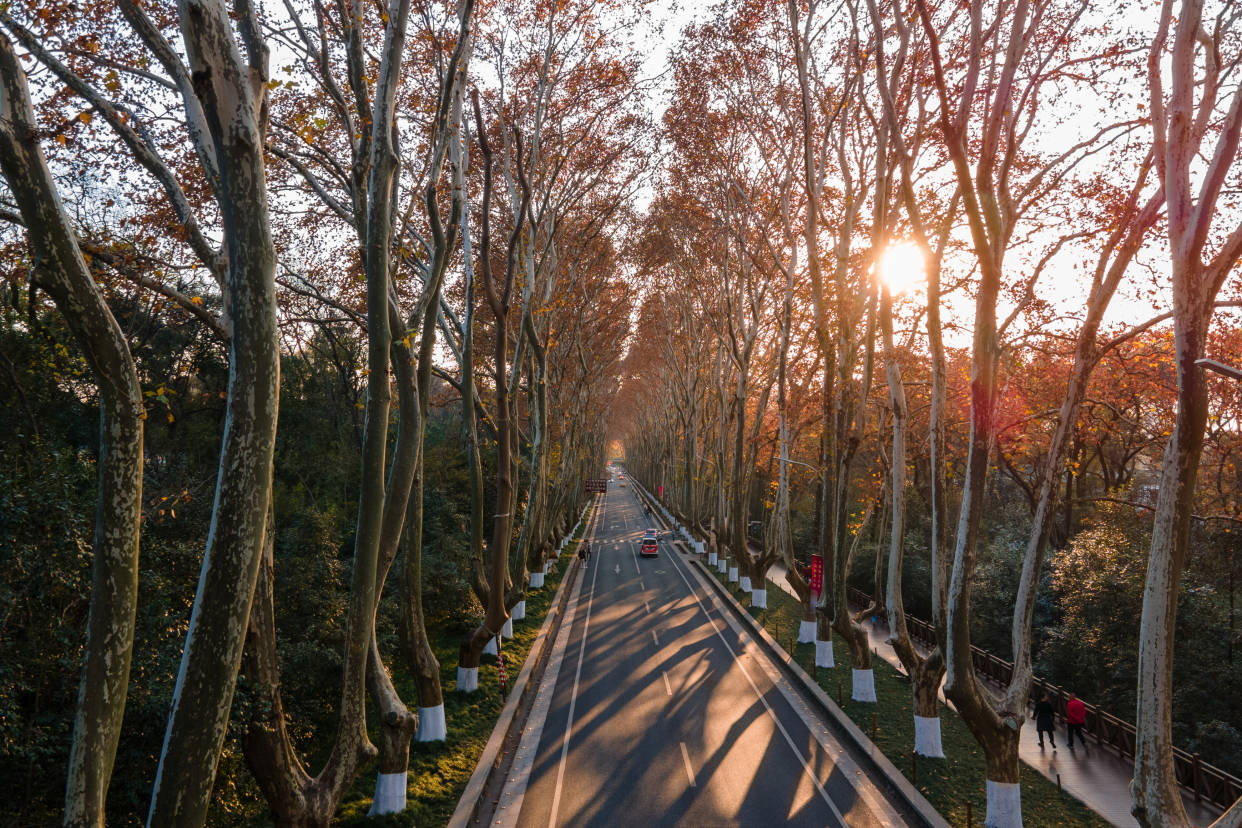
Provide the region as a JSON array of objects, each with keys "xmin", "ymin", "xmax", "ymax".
[{"xmin": 707, "ymin": 568, "xmax": 1109, "ymax": 828}]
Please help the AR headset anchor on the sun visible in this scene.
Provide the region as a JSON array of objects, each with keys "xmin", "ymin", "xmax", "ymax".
[{"xmin": 878, "ymin": 241, "xmax": 926, "ymax": 296}]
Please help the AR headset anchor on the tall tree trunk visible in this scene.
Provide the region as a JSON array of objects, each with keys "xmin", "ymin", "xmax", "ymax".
[
  {"xmin": 460, "ymin": 93, "xmax": 532, "ymax": 679},
  {"xmin": 832, "ymin": 284, "xmax": 877, "ymax": 699},
  {"xmin": 148, "ymin": 4, "xmax": 281, "ymax": 822},
  {"xmin": 879, "ymin": 278, "xmax": 947, "ymax": 756},
  {"xmin": 0, "ymin": 36, "xmax": 145, "ymax": 826},
  {"xmin": 399, "ymin": 468, "xmax": 444, "ymax": 737},
  {"xmin": 1132, "ymin": 5, "xmax": 1242, "ymax": 823}
]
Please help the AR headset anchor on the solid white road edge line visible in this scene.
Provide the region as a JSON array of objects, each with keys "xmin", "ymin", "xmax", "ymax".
[
  {"xmin": 493, "ymin": 548, "xmax": 589, "ymax": 828},
  {"xmin": 679, "ymin": 741, "xmax": 697, "ymax": 788},
  {"xmin": 547, "ymin": 492, "xmax": 605, "ymax": 828},
  {"xmin": 679, "ymin": 557, "xmax": 906, "ymax": 826},
  {"xmin": 663, "ymin": 551, "xmax": 848, "ymax": 827}
]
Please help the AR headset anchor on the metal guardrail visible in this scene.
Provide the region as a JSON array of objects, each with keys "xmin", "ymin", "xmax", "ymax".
[{"xmin": 846, "ymin": 586, "xmax": 1241, "ymax": 814}]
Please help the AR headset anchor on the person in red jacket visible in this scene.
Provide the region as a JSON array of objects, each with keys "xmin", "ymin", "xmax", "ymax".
[{"xmin": 1066, "ymin": 692, "xmax": 1087, "ymax": 751}]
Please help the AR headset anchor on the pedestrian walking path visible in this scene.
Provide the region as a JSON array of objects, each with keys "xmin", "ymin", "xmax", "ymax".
[{"xmin": 766, "ymin": 564, "xmax": 1221, "ymax": 828}]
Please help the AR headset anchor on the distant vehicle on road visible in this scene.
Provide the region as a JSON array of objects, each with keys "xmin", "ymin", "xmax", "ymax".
[{"xmin": 640, "ymin": 530, "xmax": 658, "ymax": 557}]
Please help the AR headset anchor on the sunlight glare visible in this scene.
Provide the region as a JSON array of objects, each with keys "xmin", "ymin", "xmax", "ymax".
[{"xmin": 878, "ymin": 242, "xmax": 926, "ymax": 295}]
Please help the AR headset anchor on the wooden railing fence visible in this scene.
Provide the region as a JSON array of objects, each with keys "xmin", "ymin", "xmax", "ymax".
[{"xmin": 846, "ymin": 587, "xmax": 1242, "ymax": 814}]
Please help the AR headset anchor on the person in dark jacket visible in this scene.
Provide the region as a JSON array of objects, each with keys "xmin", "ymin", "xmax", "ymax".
[{"xmin": 1033, "ymin": 692, "xmax": 1057, "ymax": 750}]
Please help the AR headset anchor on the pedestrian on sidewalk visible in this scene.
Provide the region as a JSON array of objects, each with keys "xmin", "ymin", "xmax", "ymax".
[
  {"xmin": 578, "ymin": 540, "xmax": 590, "ymax": 562},
  {"xmin": 1033, "ymin": 692, "xmax": 1057, "ymax": 751},
  {"xmin": 1066, "ymin": 692, "xmax": 1087, "ymax": 751}
]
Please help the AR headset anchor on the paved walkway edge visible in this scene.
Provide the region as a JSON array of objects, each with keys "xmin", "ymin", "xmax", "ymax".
[
  {"xmin": 691, "ymin": 558, "xmax": 951, "ymax": 828},
  {"xmin": 447, "ymin": 553, "xmax": 583, "ymax": 828}
]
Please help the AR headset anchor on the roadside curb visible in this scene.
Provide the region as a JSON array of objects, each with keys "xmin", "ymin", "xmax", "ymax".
[
  {"xmin": 447, "ymin": 551, "xmax": 583, "ymax": 828},
  {"xmin": 692, "ymin": 558, "xmax": 951, "ymax": 828}
]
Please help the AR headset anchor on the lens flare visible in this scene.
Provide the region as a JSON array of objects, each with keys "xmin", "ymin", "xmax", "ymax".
[{"xmin": 878, "ymin": 242, "xmax": 926, "ymax": 295}]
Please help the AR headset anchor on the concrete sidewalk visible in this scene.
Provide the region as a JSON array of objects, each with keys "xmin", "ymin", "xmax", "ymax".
[{"xmin": 765, "ymin": 563, "xmax": 1220, "ymax": 828}]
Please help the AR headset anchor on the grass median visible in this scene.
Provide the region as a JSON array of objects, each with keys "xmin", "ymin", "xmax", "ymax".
[
  {"xmin": 332, "ymin": 512, "xmax": 590, "ymax": 826},
  {"xmin": 707, "ymin": 566, "xmax": 1108, "ymax": 828}
]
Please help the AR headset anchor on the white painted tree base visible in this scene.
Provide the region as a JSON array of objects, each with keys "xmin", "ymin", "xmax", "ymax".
[
  {"xmin": 501, "ymin": 618, "xmax": 513, "ymax": 639},
  {"xmin": 739, "ymin": 575, "xmax": 752, "ymax": 591},
  {"xmin": 798, "ymin": 620, "xmax": 817, "ymax": 643},
  {"xmin": 751, "ymin": 588, "xmax": 767, "ymax": 608},
  {"xmin": 456, "ymin": 667, "xmax": 478, "ymax": 692},
  {"xmin": 815, "ymin": 639, "xmax": 834, "ymax": 667},
  {"xmin": 416, "ymin": 704, "xmax": 446, "ymax": 742},
  {"xmin": 694, "ymin": 541, "xmax": 704, "ymax": 555},
  {"xmin": 728, "ymin": 566, "xmax": 738, "ymax": 582},
  {"xmin": 913, "ymin": 715, "xmax": 945, "ymax": 758},
  {"xmin": 708, "ymin": 552, "xmax": 718, "ymax": 565},
  {"xmin": 512, "ymin": 601, "xmax": 526, "ymax": 621},
  {"xmin": 985, "ymin": 780, "xmax": 1023, "ymax": 828},
  {"xmin": 483, "ymin": 638, "xmax": 498, "ymax": 656},
  {"xmin": 368, "ymin": 771, "xmax": 407, "ymax": 815},
  {"xmin": 530, "ymin": 572, "xmax": 545, "ymax": 588},
  {"xmin": 716, "ymin": 558, "xmax": 727, "ymax": 573},
  {"xmin": 852, "ymin": 668, "xmax": 877, "ymax": 702}
]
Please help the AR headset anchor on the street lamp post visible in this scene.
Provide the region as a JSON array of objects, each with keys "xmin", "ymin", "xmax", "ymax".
[
  {"xmin": 1197, "ymin": 358, "xmax": 1242, "ymax": 381},
  {"xmin": 784, "ymin": 457, "xmax": 828, "ymax": 503}
]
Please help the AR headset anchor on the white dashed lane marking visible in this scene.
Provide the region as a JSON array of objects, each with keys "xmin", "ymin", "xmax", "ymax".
[{"xmin": 679, "ymin": 742, "xmax": 697, "ymax": 787}]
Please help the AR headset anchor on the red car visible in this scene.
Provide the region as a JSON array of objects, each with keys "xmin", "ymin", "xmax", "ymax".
[{"xmin": 640, "ymin": 530, "xmax": 658, "ymax": 557}]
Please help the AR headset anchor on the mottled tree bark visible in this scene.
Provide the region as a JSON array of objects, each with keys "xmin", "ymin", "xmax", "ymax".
[
  {"xmin": 1132, "ymin": 2, "xmax": 1242, "ymax": 825},
  {"xmin": 148, "ymin": 3, "xmax": 281, "ymax": 823},
  {"xmin": 0, "ymin": 34, "xmax": 144, "ymax": 827}
]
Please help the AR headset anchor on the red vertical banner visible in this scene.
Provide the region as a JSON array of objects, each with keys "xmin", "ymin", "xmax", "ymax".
[
  {"xmin": 810, "ymin": 554, "xmax": 823, "ymax": 596},
  {"xmin": 658, "ymin": 485, "xmax": 663, "ymax": 498}
]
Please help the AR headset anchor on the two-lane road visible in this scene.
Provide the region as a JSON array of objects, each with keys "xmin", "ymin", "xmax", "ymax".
[{"xmin": 497, "ymin": 471, "xmax": 909, "ymax": 827}]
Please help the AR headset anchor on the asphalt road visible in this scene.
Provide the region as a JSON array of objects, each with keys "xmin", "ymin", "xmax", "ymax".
[{"xmin": 497, "ymin": 469, "xmax": 910, "ymax": 827}]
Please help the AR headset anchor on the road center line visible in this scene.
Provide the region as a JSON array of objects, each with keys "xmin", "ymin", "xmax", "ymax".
[
  {"xmin": 662, "ymin": 670, "xmax": 673, "ymax": 696},
  {"xmin": 651, "ymin": 629, "xmax": 659, "ymax": 647},
  {"xmin": 679, "ymin": 742, "xmax": 697, "ymax": 788}
]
